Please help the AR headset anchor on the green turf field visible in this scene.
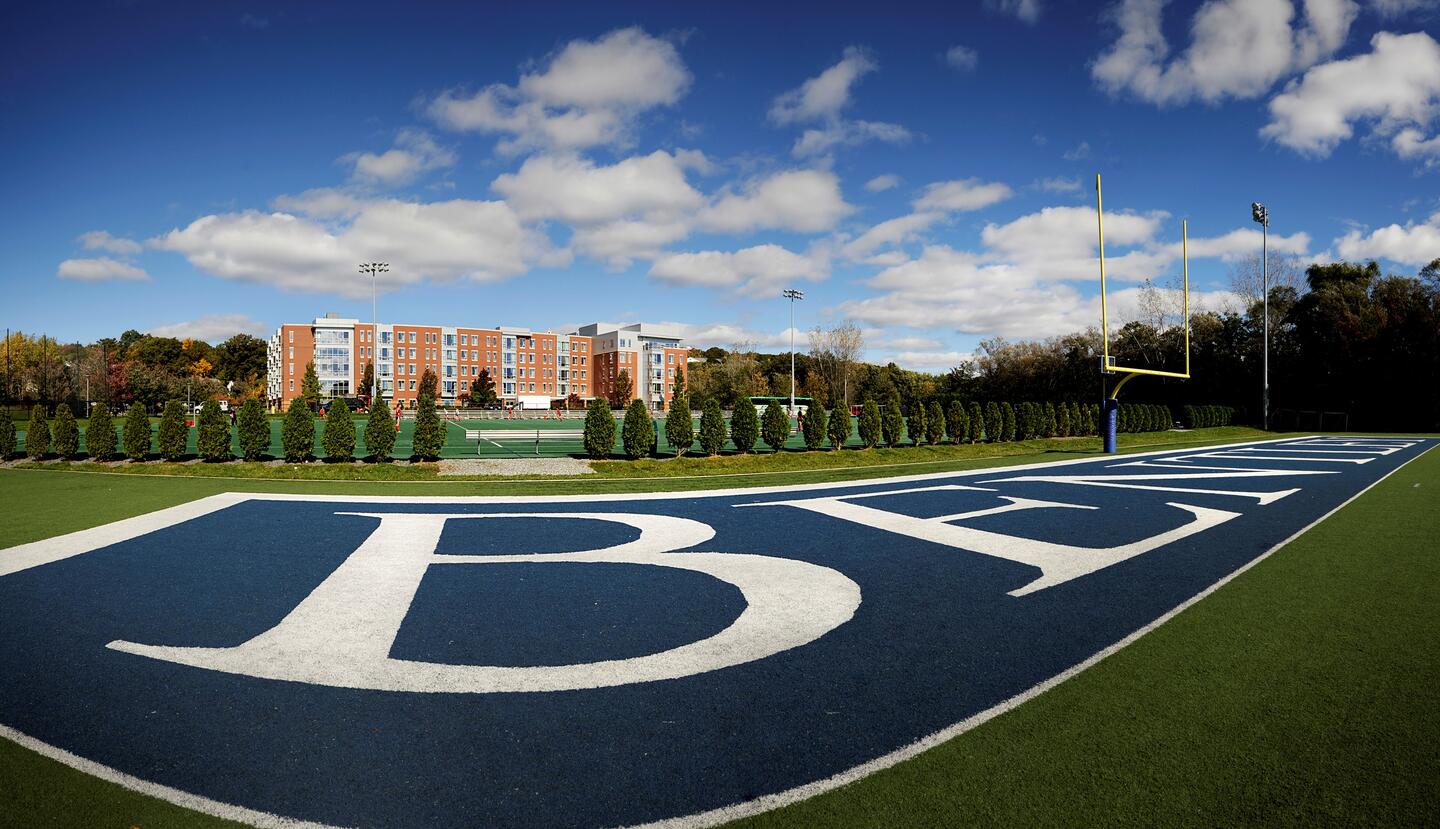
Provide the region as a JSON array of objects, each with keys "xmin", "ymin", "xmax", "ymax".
[{"xmin": 0, "ymin": 438, "xmax": 1435, "ymax": 827}]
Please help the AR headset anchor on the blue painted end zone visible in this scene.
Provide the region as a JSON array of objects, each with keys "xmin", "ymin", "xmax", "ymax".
[{"xmin": 0, "ymin": 437, "xmax": 1432, "ymax": 829}]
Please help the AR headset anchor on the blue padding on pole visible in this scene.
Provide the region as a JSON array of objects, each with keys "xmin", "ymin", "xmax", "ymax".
[{"xmin": 1102, "ymin": 398, "xmax": 1118, "ymax": 454}]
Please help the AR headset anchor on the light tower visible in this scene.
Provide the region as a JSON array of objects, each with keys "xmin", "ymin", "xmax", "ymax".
[
  {"xmin": 358, "ymin": 262, "xmax": 388, "ymax": 407},
  {"xmin": 782, "ymin": 288, "xmax": 804, "ymax": 414},
  {"xmin": 1250, "ymin": 203, "xmax": 1268, "ymax": 431}
]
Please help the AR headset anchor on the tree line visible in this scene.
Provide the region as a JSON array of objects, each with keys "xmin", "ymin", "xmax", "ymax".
[{"xmin": 1, "ymin": 329, "xmax": 268, "ymax": 412}]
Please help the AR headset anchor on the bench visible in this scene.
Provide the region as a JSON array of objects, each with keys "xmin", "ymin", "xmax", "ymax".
[{"xmin": 464, "ymin": 429, "xmax": 586, "ymax": 455}]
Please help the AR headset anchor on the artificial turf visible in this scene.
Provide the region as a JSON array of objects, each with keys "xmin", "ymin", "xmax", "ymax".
[
  {"xmin": 0, "ymin": 438, "xmax": 1434, "ymax": 828},
  {"xmin": 1, "ymin": 429, "xmax": 1278, "ymax": 546}
]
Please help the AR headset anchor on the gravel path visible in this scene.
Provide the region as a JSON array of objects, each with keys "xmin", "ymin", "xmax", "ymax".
[{"xmin": 436, "ymin": 457, "xmax": 595, "ymax": 476}]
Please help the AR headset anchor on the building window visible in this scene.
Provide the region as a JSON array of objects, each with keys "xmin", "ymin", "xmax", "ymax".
[
  {"xmin": 289, "ymin": 379, "xmax": 294, "ymax": 390},
  {"xmin": 288, "ymin": 330, "xmax": 294, "ymax": 343},
  {"xmin": 409, "ymin": 380, "xmax": 416, "ymax": 390}
]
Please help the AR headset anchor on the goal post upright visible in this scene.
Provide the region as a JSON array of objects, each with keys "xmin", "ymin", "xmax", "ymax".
[{"xmin": 1096, "ymin": 173, "xmax": 1192, "ymax": 454}]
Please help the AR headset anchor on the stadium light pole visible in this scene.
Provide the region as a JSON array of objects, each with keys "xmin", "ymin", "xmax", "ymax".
[
  {"xmin": 359, "ymin": 262, "xmax": 388, "ymax": 407},
  {"xmin": 782, "ymin": 289, "xmax": 804, "ymax": 414},
  {"xmin": 1251, "ymin": 203, "xmax": 1269, "ymax": 431}
]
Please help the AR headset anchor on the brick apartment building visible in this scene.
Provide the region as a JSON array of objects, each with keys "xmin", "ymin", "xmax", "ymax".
[{"xmin": 267, "ymin": 317, "xmax": 687, "ymax": 412}]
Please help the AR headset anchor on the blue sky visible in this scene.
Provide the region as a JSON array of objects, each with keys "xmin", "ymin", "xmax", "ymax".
[{"xmin": 4, "ymin": 0, "xmax": 1438, "ymax": 369}]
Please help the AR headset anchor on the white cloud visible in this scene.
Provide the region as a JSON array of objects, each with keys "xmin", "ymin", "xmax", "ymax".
[
  {"xmin": 343, "ymin": 129, "xmax": 455, "ymax": 186},
  {"xmin": 945, "ymin": 45, "xmax": 979, "ymax": 71},
  {"xmin": 831, "ymin": 199, "xmax": 1299, "ymax": 341},
  {"xmin": 1063, "ymin": 141, "xmax": 1091, "ymax": 160},
  {"xmin": 879, "ymin": 336, "xmax": 945, "ymax": 350},
  {"xmin": 148, "ymin": 314, "xmax": 269, "ymax": 342},
  {"xmin": 571, "ymin": 219, "xmax": 691, "ymax": 269},
  {"xmin": 666, "ymin": 322, "xmax": 799, "ymax": 350},
  {"xmin": 913, "ymin": 178, "xmax": 1014, "ymax": 212},
  {"xmin": 1161, "ymin": 227, "xmax": 1312, "ymax": 260},
  {"xmin": 769, "ymin": 47, "xmax": 909, "ymax": 158},
  {"xmin": 1392, "ymin": 127, "xmax": 1440, "ymax": 167},
  {"xmin": 1035, "ymin": 176, "xmax": 1083, "ymax": 193},
  {"xmin": 769, "ymin": 46, "xmax": 877, "ymax": 125},
  {"xmin": 1334, "ymin": 211, "xmax": 1440, "ymax": 265},
  {"xmin": 649, "ymin": 244, "xmax": 828, "ymax": 296},
  {"xmin": 792, "ymin": 120, "xmax": 911, "ymax": 157},
  {"xmin": 699, "ymin": 169, "xmax": 855, "ymax": 234},
  {"xmin": 78, "ymin": 230, "xmax": 142, "ymax": 255},
  {"xmin": 1092, "ymin": 0, "xmax": 1359, "ymax": 105},
  {"xmin": 57, "ymin": 257, "xmax": 149, "ymax": 282},
  {"xmin": 490, "ymin": 151, "xmax": 706, "ymax": 224},
  {"xmin": 271, "ymin": 188, "xmax": 367, "ymax": 219},
  {"xmin": 151, "ymin": 198, "xmax": 554, "ymax": 298},
  {"xmin": 865, "ymin": 174, "xmax": 901, "ymax": 192},
  {"xmin": 841, "ymin": 212, "xmax": 945, "ymax": 261},
  {"xmin": 1369, "ymin": 0, "xmax": 1438, "ymax": 17},
  {"xmin": 987, "ymin": 0, "xmax": 1043, "ymax": 23},
  {"xmin": 838, "ymin": 177, "xmax": 1012, "ymax": 263},
  {"xmin": 886, "ymin": 350, "xmax": 977, "ymax": 370},
  {"xmin": 1261, "ymin": 31, "xmax": 1440, "ymax": 159},
  {"xmin": 425, "ymin": 27, "xmax": 690, "ymax": 153},
  {"xmin": 838, "ymin": 246, "xmax": 1097, "ymax": 337},
  {"xmin": 980, "ymin": 205, "xmax": 1161, "ymax": 267},
  {"xmin": 518, "ymin": 28, "xmax": 691, "ymax": 110}
]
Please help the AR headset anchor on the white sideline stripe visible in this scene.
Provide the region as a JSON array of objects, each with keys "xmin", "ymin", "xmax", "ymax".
[
  {"xmin": 0, "ymin": 493, "xmax": 250, "ymax": 578},
  {"xmin": 0, "ymin": 435, "xmax": 1430, "ymax": 829},
  {"xmin": 0, "ymin": 723, "xmax": 346, "ymax": 829},
  {"xmin": 621, "ymin": 439, "xmax": 1438, "ymax": 829}
]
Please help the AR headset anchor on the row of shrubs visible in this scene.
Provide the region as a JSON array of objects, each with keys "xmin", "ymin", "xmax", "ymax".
[
  {"xmin": 577, "ymin": 396, "xmax": 1186, "ymax": 460},
  {"xmin": 0, "ymin": 396, "xmax": 1233, "ymax": 463},
  {"xmin": 1181, "ymin": 404, "xmax": 1237, "ymax": 429},
  {"xmin": 0, "ymin": 396, "xmax": 423, "ymax": 463}
]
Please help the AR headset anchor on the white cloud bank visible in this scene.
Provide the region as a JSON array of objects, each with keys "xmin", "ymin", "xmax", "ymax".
[
  {"xmin": 78, "ymin": 230, "xmax": 142, "ymax": 255},
  {"xmin": 57, "ymin": 257, "xmax": 149, "ymax": 282},
  {"xmin": 1092, "ymin": 0, "xmax": 1358, "ymax": 105},
  {"xmin": 1261, "ymin": 31, "xmax": 1440, "ymax": 162},
  {"xmin": 769, "ymin": 47, "xmax": 911, "ymax": 158},
  {"xmin": 425, "ymin": 28, "xmax": 691, "ymax": 154},
  {"xmin": 344, "ymin": 129, "xmax": 456, "ymax": 186},
  {"xmin": 148, "ymin": 314, "xmax": 270, "ymax": 342},
  {"xmin": 1334, "ymin": 211, "xmax": 1440, "ymax": 265},
  {"xmin": 649, "ymin": 244, "xmax": 829, "ymax": 296},
  {"xmin": 833, "ymin": 203, "xmax": 1311, "ymax": 339},
  {"xmin": 150, "ymin": 198, "xmax": 557, "ymax": 298}
]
